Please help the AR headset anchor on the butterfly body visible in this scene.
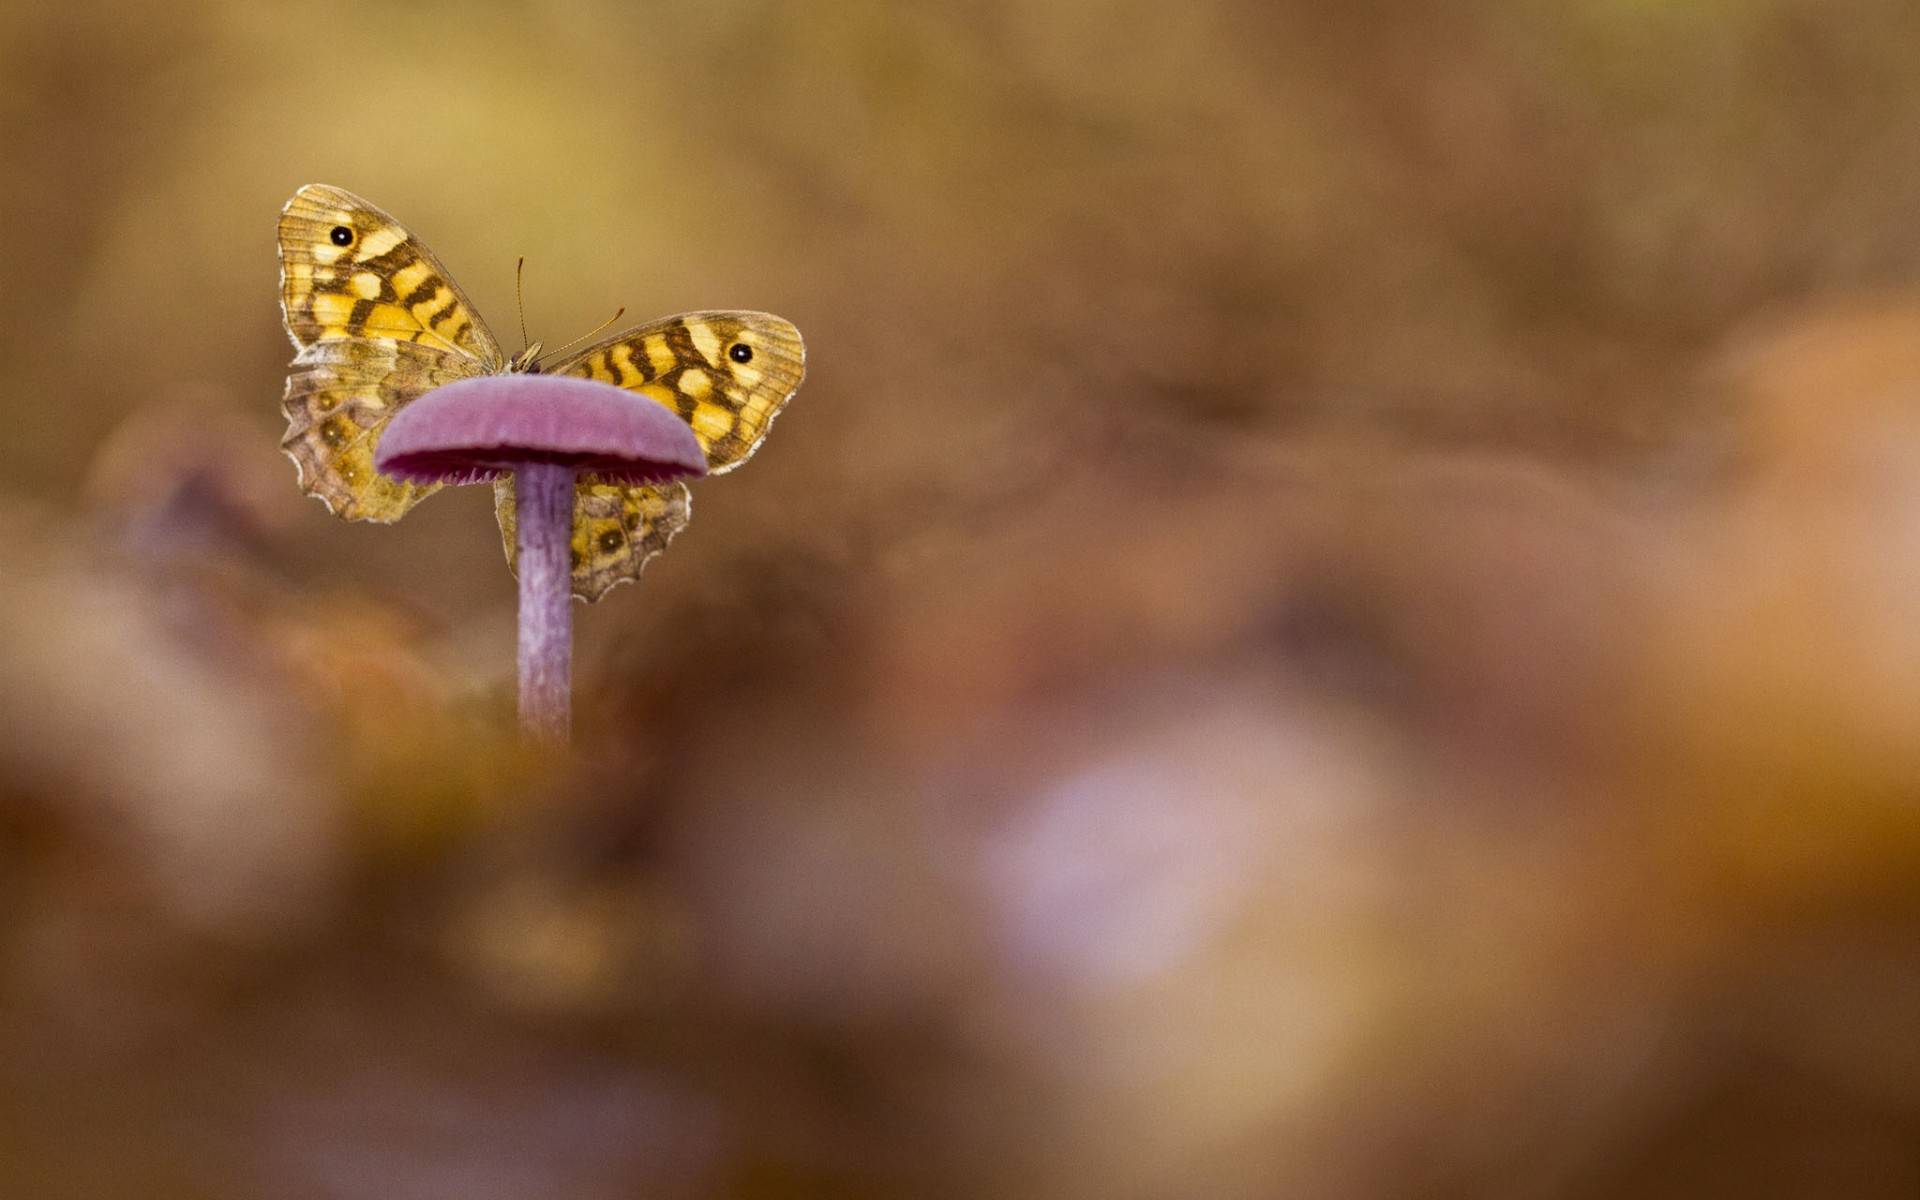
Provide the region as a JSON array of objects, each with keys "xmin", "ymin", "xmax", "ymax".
[{"xmin": 276, "ymin": 184, "xmax": 803, "ymax": 600}]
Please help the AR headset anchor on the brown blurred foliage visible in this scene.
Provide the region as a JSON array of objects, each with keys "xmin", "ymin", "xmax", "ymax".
[{"xmin": 2, "ymin": 2, "xmax": 1920, "ymax": 1196}]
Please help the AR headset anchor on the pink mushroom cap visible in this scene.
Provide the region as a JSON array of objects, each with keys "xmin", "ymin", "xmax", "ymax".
[{"xmin": 375, "ymin": 374, "xmax": 709, "ymax": 486}]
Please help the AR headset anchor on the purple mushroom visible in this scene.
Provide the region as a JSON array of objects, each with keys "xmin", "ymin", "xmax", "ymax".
[{"xmin": 375, "ymin": 374, "xmax": 706, "ymax": 741}]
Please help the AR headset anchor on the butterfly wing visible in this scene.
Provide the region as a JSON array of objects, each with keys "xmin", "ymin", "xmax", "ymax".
[
  {"xmin": 495, "ymin": 311, "xmax": 802, "ymax": 599},
  {"xmin": 544, "ymin": 311, "xmax": 805, "ymax": 472},
  {"xmin": 277, "ymin": 183, "xmax": 505, "ymax": 521},
  {"xmin": 279, "ymin": 184, "xmax": 506, "ymax": 363},
  {"xmin": 281, "ymin": 338, "xmax": 480, "ymax": 521},
  {"xmin": 493, "ymin": 475, "xmax": 692, "ymax": 602}
]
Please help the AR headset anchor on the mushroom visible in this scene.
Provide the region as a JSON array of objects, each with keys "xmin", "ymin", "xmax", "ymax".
[{"xmin": 375, "ymin": 374, "xmax": 707, "ymax": 742}]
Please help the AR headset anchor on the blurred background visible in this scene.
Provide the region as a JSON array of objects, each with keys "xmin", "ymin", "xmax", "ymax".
[{"xmin": 3, "ymin": 1, "xmax": 1920, "ymax": 1196}]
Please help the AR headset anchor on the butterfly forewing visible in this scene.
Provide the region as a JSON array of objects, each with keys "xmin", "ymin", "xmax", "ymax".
[
  {"xmin": 546, "ymin": 312, "xmax": 804, "ymax": 472},
  {"xmin": 493, "ymin": 476, "xmax": 693, "ymax": 602},
  {"xmin": 279, "ymin": 184, "xmax": 505, "ymax": 366}
]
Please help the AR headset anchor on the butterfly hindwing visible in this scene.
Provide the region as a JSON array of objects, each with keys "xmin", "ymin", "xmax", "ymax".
[
  {"xmin": 493, "ymin": 476, "xmax": 693, "ymax": 602},
  {"xmin": 546, "ymin": 312, "xmax": 805, "ymax": 472},
  {"xmin": 281, "ymin": 338, "xmax": 482, "ymax": 522}
]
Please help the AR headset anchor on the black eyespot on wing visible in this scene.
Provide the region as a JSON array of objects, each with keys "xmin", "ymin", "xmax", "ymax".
[
  {"xmin": 728, "ymin": 343, "xmax": 753, "ymax": 363},
  {"xmin": 330, "ymin": 225, "xmax": 354, "ymax": 246}
]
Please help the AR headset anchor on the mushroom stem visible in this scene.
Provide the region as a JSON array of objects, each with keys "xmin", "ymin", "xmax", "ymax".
[{"xmin": 515, "ymin": 461, "xmax": 575, "ymax": 742}]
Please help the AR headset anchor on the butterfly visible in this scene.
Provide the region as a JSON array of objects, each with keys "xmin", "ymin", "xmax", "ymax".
[{"xmin": 277, "ymin": 183, "xmax": 804, "ymax": 601}]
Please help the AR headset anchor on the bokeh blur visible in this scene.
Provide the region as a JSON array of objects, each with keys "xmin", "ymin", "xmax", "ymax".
[{"xmin": 3, "ymin": 2, "xmax": 1920, "ymax": 1196}]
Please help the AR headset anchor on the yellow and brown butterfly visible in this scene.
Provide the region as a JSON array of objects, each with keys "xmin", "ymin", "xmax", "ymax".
[{"xmin": 277, "ymin": 183, "xmax": 804, "ymax": 600}]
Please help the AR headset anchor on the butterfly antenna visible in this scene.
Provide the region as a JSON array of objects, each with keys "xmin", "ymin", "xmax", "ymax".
[
  {"xmin": 515, "ymin": 256, "xmax": 531, "ymax": 356},
  {"xmin": 535, "ymin": 306, "xmax": 626, "ymax": 366}
]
